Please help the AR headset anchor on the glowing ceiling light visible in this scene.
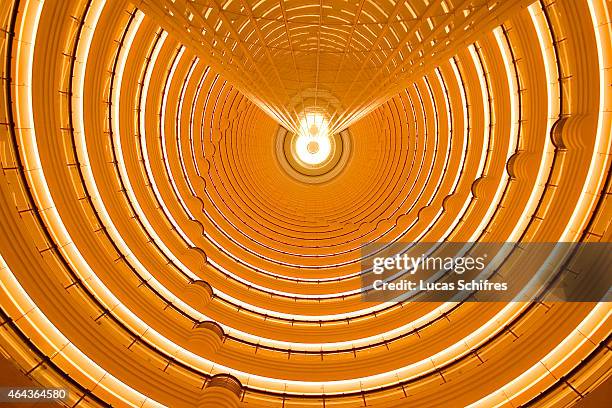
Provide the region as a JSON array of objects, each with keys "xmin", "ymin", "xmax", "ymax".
[{"xmin": 294, "ymin": 113, "xmax": 332, "ymax": 166}]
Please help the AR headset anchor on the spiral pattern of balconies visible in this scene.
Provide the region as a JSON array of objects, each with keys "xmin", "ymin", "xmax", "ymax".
[{"xmin": 0, "ymin": 0, "xmax": 610, "ymax": 407}]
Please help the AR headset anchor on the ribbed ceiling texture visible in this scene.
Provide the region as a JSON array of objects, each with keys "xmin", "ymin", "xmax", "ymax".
[{"xmin": 0, "ymin": 0, "xmax": 610, "ymax": 407}]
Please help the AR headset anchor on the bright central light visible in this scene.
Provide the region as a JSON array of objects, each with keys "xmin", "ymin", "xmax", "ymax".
[{"xmin": 295, "ymin": 114, "xmax": 332, "ymax": 166}]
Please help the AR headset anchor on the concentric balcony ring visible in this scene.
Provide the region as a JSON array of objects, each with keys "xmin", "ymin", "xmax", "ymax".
[{"xmin": 275, "ymin": 127, "xmax": 352, "ymax": 183}]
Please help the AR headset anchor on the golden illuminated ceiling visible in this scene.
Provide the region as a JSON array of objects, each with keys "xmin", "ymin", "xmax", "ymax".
[
  {"xmin": 135, "ymin": 0, "xmax": 535, "ymax": 134},
  {"xmin": 0, "ymin": 0, "xmax": 610, "ymax": 407}
]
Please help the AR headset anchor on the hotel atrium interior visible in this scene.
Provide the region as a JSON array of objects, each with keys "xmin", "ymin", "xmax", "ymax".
[{"xmin": 0, "ymin": 0, "xmax": 610, "ymax": 407}]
